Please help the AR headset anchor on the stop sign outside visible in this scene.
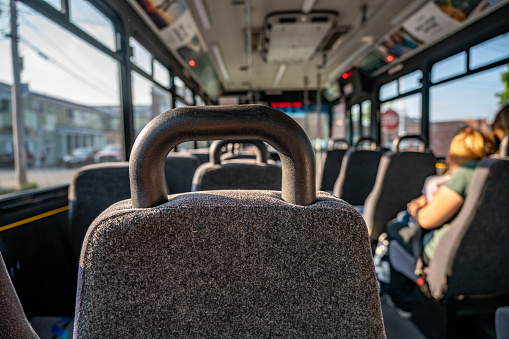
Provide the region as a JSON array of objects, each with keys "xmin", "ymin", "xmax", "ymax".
[{"xmin": 381, "ymin": 109, "xmax": 399, "ymax": 131}]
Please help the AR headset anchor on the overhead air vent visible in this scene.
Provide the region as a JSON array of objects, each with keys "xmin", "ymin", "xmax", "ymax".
[
  {"xmin": 262, "ymin": 11, "xmax": 338, "ymax": 63},
  {"xmin": 318, "ymin": 25, "xmax": 351, "ymax": 52}
]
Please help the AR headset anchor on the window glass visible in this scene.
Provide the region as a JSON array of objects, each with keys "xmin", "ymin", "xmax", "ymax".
[
  {"xmin": 130, "ymin": 38, "xmax": 152, "ymax": 75},
  {"xmin": 351, "ymin": 104, "xmax": 360, "ymax": 144},
  {"xmin": 195, "ymin": 95, "xmax": 205, "ymax": 106},
  {"xmin": 361, "ymin": 100, "xmax": 371, "ymax": 136},
  {"xmin": 132, "ymin": 72, "xmax": 171, "ymax": 139},
  {"xmin": 0, "ymin": 2, "xmax": 120, "ymax": 195},
  {"xmin": 43, "ymin": 0, "xmax": 62, "ymax": 10},
  {"xmin": 331, "ymin": 102, "xmax": 347, "ymax": 141},
  {"xmin": 380, "ymin": 94, "xmax": 421, "ymax": 150},
  {"xmin": 153, "ymin": 60, "xmax": 170, "ymax": 88},
  {"xmin": 470, "ymin": 33, "xmax": 509, "ymax": 70},
  {"xmin": 399, "ymin": 70, "xmax": 422, "ymax": 94},
  {"xmin": 69, "ymin": 0, "xmax": 116, "ymax": 51},
  {"xmin": 429, "ymin": 64, "xmax": 506, "ymax": 156},
  {"xmin": 431, "ymin": 52, "xmax": 467, "ymax": 83},
  {"xmin": 174, "ymin": 76, "xmax": 186, "ymax": 98},
  {"xmin": 184, "ymin": 87, "xmax": 194, "ymax": 104},
  {"xmin": 379, "ymin": 80, "xmax": 398, "ymax": 101}
]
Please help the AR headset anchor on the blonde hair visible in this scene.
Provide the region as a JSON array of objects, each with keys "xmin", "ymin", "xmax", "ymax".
[{"xmin": 449, "ymin": 127, "xmax": 492, "ymax": 166}]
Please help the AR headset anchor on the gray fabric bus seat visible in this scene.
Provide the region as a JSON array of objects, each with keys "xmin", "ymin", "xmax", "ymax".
[
  {"xmin": 318, "ymin": 139, "xmax": 349, "ymax": 192},
  {"xmin": 73, "ymin": 105, "xmax": 385, "ymax": 338},
  {"xmin": 362, "ymin": 151, "xmax": 436, "ymax": 243},
  {"xmin": 333, "ymin": 148, "xmax": 383, "ymax": 205},
  {"xmin": 421, "ymin": 157, "xmax": 509, "ymax": 300},
  {"xmin": 192, "ymin": 140, "xmax": 282, "ymax": 191},
  {"xmin": 0, "ymin": 252, "xmax": 39, "ymax": 339},
  {"xmin": 70, "ymin": 155, "xmax": 200, "ymax": 261},
  {"xmin": 69, "ymin": 162, "xmax": 131, "ymax": 262},
  {"xmin": 182, "ymin": 148, "xmax": 210, "ymax": 165},
  {"xmin": 164, "ymin": 153, "xmax": 200, "ymax": 194}
]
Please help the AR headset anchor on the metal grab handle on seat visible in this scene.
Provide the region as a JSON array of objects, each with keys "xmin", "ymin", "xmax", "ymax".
[
  {"xmin": 327, "ymin": 138, "xmax": 349, "ymax": 150},
  {"xmin": 393, "ymin": 135, "xmax": 427, "ymax": 152},
  {"xmin": 130, "ymin": 104, "xmax": 316, "ymax": 208},
  {"xmin": 354, "ymin": 137, "xmax": 377, "ymax": 150},
  {"xmin": 210, "ymin": 139, "xmax": 268, "ymax": 164}
]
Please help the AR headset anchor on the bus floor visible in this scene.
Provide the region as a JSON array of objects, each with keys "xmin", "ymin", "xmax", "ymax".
[{"xmin": 381, "ymin": 296, "xmax": 427, "ymax": 338}]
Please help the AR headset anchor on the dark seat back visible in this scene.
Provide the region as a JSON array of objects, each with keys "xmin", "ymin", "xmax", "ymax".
[
  {"xmin": 164, "ymin": 153, "xmax": 200, "ymax": 194},
  {"xmin": 318, "ymin": 138, "xmax": 349, "ymax": 191},
  {"xmin": 363, "ymin": 151, "xmax": 436, "ymax": 242},
  {"xmin": 70, "ymin": 155, "xmax": 200, "ymax": 260},
  {"xmin": 425, "ymin": 157, "xmax": 509, "ymax": 299},
  {"xmin": 192, "ymin": 140, "xmax": 282, "ymax": 191},
  {"xmin": 74, "ymin": 105, "xmax": 385, "ymax": 338},
  {"xmin": 333, "ymin": 147, "xmax": 383, "ymax": 205}
]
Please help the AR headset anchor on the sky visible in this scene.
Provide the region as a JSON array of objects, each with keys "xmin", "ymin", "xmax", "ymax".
[{"xmin": 0, "ymin": 0, "xmax": 507, "ymax": 117}]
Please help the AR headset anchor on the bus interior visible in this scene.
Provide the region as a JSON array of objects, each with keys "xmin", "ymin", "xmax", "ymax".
[{"xmin": 1, "ymin": 0, "xmax": 509, "ymax": 337}]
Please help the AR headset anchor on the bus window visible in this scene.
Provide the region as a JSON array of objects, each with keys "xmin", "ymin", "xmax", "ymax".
[
  {"xmin": 331, "ymin": 102, "xmax": 348, "ymax": 145},
  {"xmin": 43, "ymin": 0, "xmax": 62, "ymax": 11},
  {"xmin": 132, "ymin": 72, "xmax": 171, "ymax": 139},
  {"xmin": 0, "ymin": 2, "xmax": 120, "ymax": 195},
  {"xmin": 130, "ymin": 38, "xmax": 152, "ymax": 75},
  {"xmin": 430, "ymin": 64, "xmax": 506, "ymax": 156},
  {"xmin": 361, "ymin": 100, "xmax": 371, "ymax": 137},
  {"xmin": 379, "ymin": 80, "xmax": 398, "ymax": 101},
  {"xmin": 380, "ymin": 94, "xmax": 422, "ymax": 150},
  {"xmin": 399, "ymin": 70, "xmax": 422, "ymax": 94},
  {"xmin": 470, "ymin": 33, "xmax": 509, "ymax": 70},
  {"xmin": 351, "ymin": 104, "xmax": 360, "ymax": 144},
  {"xmin": 195, "ymin": 95, "xmax": 206, "ymax": 106},
  {"xmin": 69, "ymin": 0, "xmax": 117, "ymax": 51},
  {"xmin": 431, "ymin": 52, "xmax": 467, "ymax": 83},
  {"xmin": 153, "ymin": 60, "xmax": 170, "ymax": 89}
]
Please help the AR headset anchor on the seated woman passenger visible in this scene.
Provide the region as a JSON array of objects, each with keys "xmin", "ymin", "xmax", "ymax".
[
  {"xmin": 382, "ymin": 127, "xmax": 493, "ymax": 314},
  {"xmin": 492, "ymin": 104, "xmax": 509, "ymax": 153}
]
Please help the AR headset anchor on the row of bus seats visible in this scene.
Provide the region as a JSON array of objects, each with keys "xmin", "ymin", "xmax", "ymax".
[
  {"xmin": 191, "ymin": 140, "xmax": 282, "ymax": 191},
  {"xmin": 320, "ymin": 135, "xmax": 436, "ymax": 243},
  {"xmin": 388, "ymin": 134, "xmax": 509, "ymax": 338},
  {"xmin": 1, "ymin": 105, "xmax": 386, "ymax": 337}
]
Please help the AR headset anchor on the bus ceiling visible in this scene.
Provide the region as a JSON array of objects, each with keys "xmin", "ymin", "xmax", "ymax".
[{"xmin": 121, "ymin": 0, "xmax": 509, "ymax": 99}]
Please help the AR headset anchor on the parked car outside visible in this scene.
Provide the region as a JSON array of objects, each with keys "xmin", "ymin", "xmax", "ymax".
[
  {"xmin": 63, "ymin": 147, "xmax": 96, "ymax": 168},
  {"xmin": 94, "ymin": 144, "xmax": 123, "ymax": 163}
]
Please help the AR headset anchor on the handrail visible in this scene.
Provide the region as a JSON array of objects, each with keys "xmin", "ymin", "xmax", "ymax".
[{"xmin": 130, "ymin": 105, "xmax": 316, "ymax": 208}]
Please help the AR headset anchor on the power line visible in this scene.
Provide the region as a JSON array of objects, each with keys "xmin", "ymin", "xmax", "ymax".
[
  {"xmin": 18, "ymin": 35, "xmax": 118, "ymax": 99},
  {"xmin": 17, "ymin": 13, "xmax": 118, "ymax": 99}
]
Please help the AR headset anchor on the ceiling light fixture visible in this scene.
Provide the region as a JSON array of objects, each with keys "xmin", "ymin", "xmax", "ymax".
[
  {"xmin": 301, "ymin": 0, "xmax": 316, "ymax": 14},
  {"xmin": 192, "ymin": 0, "xmax": 212, "ymax": 30},
  {"xmin": 272, "ymin": 64, "xmax": 287, "ymax": 87},
  {"xmin": 210, "ymin": 44, "xmax": 230, "ymax": 81}
]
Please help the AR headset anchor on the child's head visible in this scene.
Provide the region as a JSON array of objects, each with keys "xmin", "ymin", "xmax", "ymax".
[
  {"xmin": 492, "ymin": 104, "xmax": 509, "ymax": 150},
  {"xmin": 448, "ymin": 127, "xmax": 492, "ymax": 168}
]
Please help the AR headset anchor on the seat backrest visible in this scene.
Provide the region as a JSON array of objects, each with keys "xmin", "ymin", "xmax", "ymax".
[
  {"xmin": 0, "ymin": 252, "xmax": 39, "ymax": 339},
  {"xmin": 319, "ymin": 139, "xmax": 349, "ymax": 191},
  {"xmin": 74, "ymin": 105, "xmax": 385, "ymax": 338},
  {"xmin": 164, "ymin": 153, "xmax": 200, "ymax": 194},
  {"xmin": 363, "ymin": 151, "xmax": 436, "ymax": 242},
  {"xmin": 69, "ymin": 162, "xmax": 131, "ymax": 261},
  {"xmin": 192, "ymin": 140, "xmax": 282, "ymax": 191},
  {"xmin": 70, "ymin": 156, "xmax": 199, "ymax": 260},
  {"xmin": 182, "ymin": 148, "xmax": 210, "ymax": 165},
  {"xmin": 333, "ymin": 148, "xmax": 383, "ymax": 205},
  {"xmin": 425, "ymin": 157, "xmax": 509, "ymax": 299}
]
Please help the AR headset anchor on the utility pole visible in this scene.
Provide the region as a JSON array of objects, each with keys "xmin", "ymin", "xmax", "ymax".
[{"xmin": 10, "ymin": 0, "xmax": 27, "ymax": 189}]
